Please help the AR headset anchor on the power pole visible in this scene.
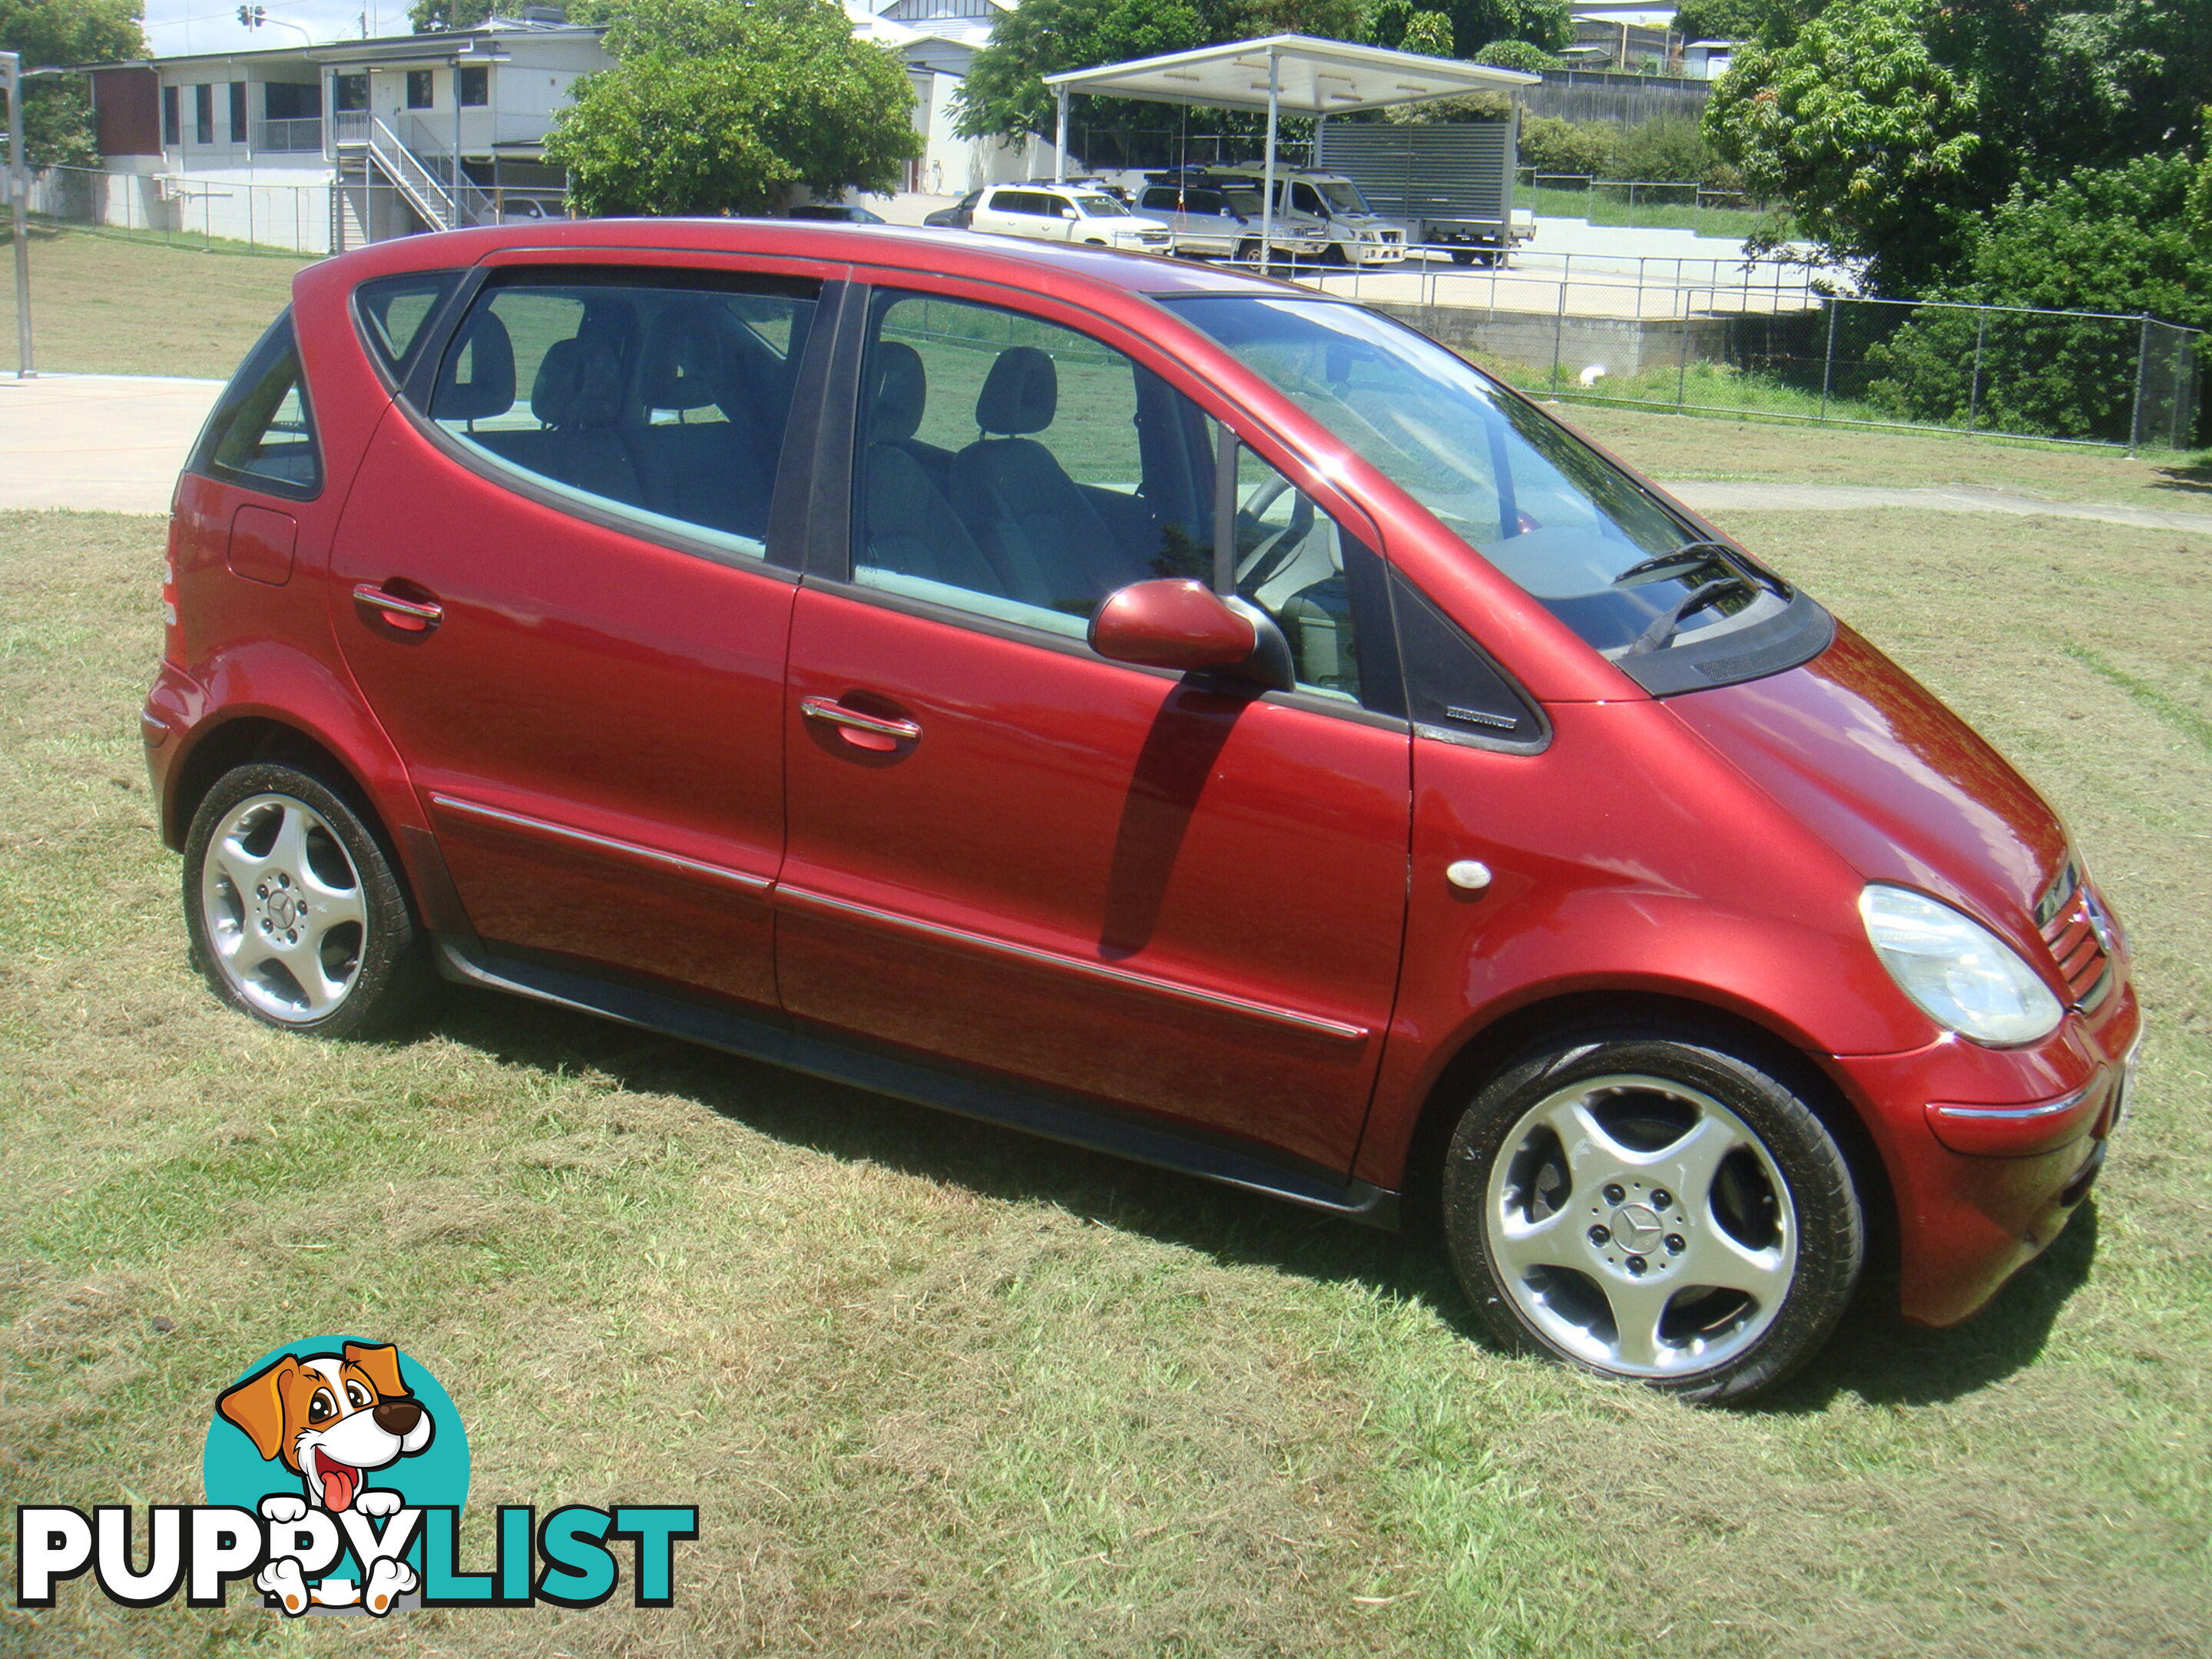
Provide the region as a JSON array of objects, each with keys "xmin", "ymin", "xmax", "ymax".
[{"xmin": 2, "ymin": 51, "xmax": 31, "ymax": 379}]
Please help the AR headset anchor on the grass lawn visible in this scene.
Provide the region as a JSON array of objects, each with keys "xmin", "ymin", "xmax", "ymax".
[
  {"xmin": 0, "ymin": 224, "xmax": 310, "ymax": 380},
  {"xmin": 1517, "ymin": 185, "xmax": 1779, "ymax": 242},
  {"xmin": 1, "ymin": 501, "xmax": 2208, "ymax": 1657}
]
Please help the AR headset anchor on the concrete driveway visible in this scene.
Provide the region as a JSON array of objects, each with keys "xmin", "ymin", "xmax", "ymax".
[{"xmin": 0, "ymin": 374, "xmax": 224, "ymax": 515}]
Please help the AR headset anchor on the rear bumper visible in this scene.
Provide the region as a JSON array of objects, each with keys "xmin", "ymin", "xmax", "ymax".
[
  {"xmin": 142, "ymin": 658, "xmax": 210, "ymax": 850},
  {"xmin": 1830, "ymin": 980, "xmax": 2140, "ymax": 1326}
]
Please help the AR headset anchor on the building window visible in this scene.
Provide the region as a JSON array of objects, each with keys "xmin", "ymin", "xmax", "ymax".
[
  {"xmin": 194, "ymin": 83, "xmax": 214, "ymax": 145},
  {"xmin": 406, "ymin": 69, "xmax": 435, "ymax": 109},
  {"xmin": 263, "ymin": 81, "xmax": 321, "ymax": 120},
  {"xmin": 334, "ymin": 73, "xmax": 367, "ymax": 113},
  {"xmin": 162, "ymin": 84, "xmax": 180, "ymax": 147},
  {"xmin": 229, "ymin": 81, "xmax": 248, "ymax": 144},
  {"xmin": 458, "ymin": 65, "xmax": 488, "ymax": 106}
]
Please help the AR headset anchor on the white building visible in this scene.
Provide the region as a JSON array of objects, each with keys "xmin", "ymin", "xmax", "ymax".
[{"xmin": 68, "ymin": 6, "xmax": 1048, "ymax": 253}]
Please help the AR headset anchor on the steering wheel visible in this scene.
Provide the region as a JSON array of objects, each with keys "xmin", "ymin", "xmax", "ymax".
[{"xmin": 1236, "ymin": 477, "xmax": 1318, "ymax": 596}]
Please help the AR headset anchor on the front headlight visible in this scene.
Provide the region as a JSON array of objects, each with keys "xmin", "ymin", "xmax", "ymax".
[{"xmin": 1859, "ymin": 884, "xmax": 2064, "ymax": 1045}]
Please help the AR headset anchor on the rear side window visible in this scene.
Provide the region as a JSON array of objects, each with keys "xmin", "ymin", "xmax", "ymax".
[
  {"xmin": 424, "ymin": 271, "xmax": 819, "ymax": 560},
  {"xmin": 195, "ymin": 310, "xmax": 322, "ymax": 498},
  {"xmin": 355, "ymin": 270, "xmax": 462, "ymax": 379}
]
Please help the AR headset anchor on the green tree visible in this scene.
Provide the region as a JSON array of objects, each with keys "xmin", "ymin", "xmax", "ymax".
[
  {"xmin": 1704, "ymin": 0, "xmax": 1983, "ymax": 289},
  {"xmin": 952, "ymin": 0, "xmax": 1207, "ymax": 144},
  {"xmin": 409, "ymin": 0, "xmax": 496, "ymax": 28},
  {"xmin": 1468, "ymin": 37, "xmax": 1553, "ymax": 70},
  {"xmin": 1669, "ymin": 0, "xmax": 1780, "ymax": 41},
  {"xmin": 1, "ymin": 0, "xmax": 144, "ymax": 165},
  {"xmin": 544, "ymin": 0, "xmax": 919, "ymax": 217},
  {"xmin": 1399, "ymin": 9, "xmax": 1452, "ymax": 55}
]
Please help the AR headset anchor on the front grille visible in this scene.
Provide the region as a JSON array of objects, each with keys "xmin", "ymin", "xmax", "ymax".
[{"xmin": 2039, "ymin": 873, "xmax": 2111, "ymax": 1010}]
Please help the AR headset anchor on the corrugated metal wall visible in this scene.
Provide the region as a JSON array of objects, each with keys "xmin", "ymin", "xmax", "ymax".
[{"xmin": 1317, "ymin": 123, "xmax": 1513, "ymax": 225}]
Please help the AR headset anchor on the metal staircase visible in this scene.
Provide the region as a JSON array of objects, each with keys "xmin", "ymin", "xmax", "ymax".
[{"xmin": 332, "ymin": 113, "xmax": 498, "ymax": 250}]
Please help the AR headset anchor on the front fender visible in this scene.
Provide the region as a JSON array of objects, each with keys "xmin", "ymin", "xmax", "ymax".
[{"xmin": 1354, "ymin": 701, "xmax": 1930, "ymax": 1190}]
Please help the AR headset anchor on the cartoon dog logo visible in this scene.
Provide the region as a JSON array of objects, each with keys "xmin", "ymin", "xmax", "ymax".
[{"xmin": 217, "ymin": 1340, "xmax": 434, "ymax": 1614}]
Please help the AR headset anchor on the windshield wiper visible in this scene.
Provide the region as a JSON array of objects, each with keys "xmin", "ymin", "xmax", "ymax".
[
  {"xmin": 1624, "ymin": 575, "xmax": 1757, "ymax": 657},
  {"xmin": 1614, "ymin": 539, "xmax": 1790, "ymax": 598}
]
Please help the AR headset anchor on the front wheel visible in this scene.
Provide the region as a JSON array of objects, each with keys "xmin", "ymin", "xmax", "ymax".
[
  {"xmin": 184, "ymin": 763, "xmax": 432, "ymax": 1038},
  {"xmin": 1439, "ymin": 1026, "xmax": 1863, "ymax": 1403}
]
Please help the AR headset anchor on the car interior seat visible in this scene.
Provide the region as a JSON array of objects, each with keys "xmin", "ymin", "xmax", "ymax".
[
  {"xmin": 861, "ymin": 341, "xmax": 1004, "ymax": 594},
  {"xmin": 949, "ymin": 345, "xmax": 1147, "ymax": 614}
]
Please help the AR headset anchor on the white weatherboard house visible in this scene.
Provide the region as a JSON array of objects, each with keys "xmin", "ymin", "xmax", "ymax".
[{"xmin": 73, "ymin": 8, "xmax": 1042, "ymax": 254}]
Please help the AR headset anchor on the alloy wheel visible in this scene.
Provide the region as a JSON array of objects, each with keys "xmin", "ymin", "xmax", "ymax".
[
  {"xmin": 198, "ymin": 792, "xmax": 369, "ymax": 1023},
  {"xmin": 1484, "ymin": 1072, "xmax": 1799, "ymax": 1379}
]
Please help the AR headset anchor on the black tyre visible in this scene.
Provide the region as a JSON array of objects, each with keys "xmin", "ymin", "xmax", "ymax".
[
  {"xmin": 1233, "ymin": 238, "xmax": 1260, "ymax": 267},
  {"xmin": 1449, "ymin": 247, "xmax": 1478, "ymax": 265},
  {"xmin": 1439, "ymin": 1025, "xmax": 1863, "ymax": 1404},
  {"xmin": 184, "ymin": 762, "xmax": 432, "ymax": 1038}
]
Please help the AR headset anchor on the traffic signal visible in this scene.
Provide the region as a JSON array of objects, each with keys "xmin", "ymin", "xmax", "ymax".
[{"xmin": 237, "ymin": 5, "xmax": 267, "ymax": 25}]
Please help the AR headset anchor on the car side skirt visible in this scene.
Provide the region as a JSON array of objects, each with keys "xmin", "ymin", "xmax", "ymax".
[{"xmin": 433, "ymin": 935, "xmax": 1401, "ymax": 1229}]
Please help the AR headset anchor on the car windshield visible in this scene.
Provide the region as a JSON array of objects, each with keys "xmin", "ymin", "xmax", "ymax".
[
  {"xmin": 1075, "ymin": 193, "xmax": 1131, "ymax": 217},
  {"xmin": 1164, "ymin": 294, "xmax": 1822, "ymax": 674},
  {"xmin": 1315, "ymin": 179, "xmax": 1369, "ymax": 214}
]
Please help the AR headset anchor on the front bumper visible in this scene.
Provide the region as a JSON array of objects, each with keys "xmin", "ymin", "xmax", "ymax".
[
  {"xmin": 1353, "ymin": 242, "xmax": 1406, "ymax": 264},
  {"xmin": 1830, "ymin": 975, "xmax": 2140, "ymax": 1326}
]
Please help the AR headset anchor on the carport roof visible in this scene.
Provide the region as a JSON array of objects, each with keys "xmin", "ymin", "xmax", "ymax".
[{"xmin": 1041, "ymin": 34, "xmax": 1541, "ymax": 116}]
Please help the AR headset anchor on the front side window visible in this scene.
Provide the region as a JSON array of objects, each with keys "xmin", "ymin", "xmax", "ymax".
[
  {"xmin": 853, "ymin": 293, "xmax": 1205, "ymax": 636},
  {"xmin": 406, "ymin": 70, "xmax": 434, "ymax": 109},
  {"xmin": 196, "ymin": 312, "xmax": 322, "ymax": 497},
  {"xmin": 1225, "ymin": 440, "xmax": 1368, "ymax": 702},
  {"xmin": 425, "ymin": 272, "xmax": 818, "ymax": 559},
  {"xmin": 1140, "ymin": 187, "xmax": 1177, "ymax": 210},
  {"xmin": 851, "ymin": 291, "xmax": 1373, "ymax": 705},
  {"xmin": 1167, "ymin": 294, "xmax": 1831, "ymax": 691}
]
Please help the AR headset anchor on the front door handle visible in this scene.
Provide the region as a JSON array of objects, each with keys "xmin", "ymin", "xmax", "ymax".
[
  {"xmin": 800, "ymin": 695, "xmax": 922, "ymax": 750},
  {"xmin": 352, "ymin": 582, "xmax": 443, "ymax": 634}
]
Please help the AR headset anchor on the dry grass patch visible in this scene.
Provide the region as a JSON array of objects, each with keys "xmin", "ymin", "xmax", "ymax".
[
  {"xmin": 1543, "ymin": 400, "xmax": 2212, "ymax": 513},
  {"xmin": 0, "ymin": 505, "xmax": 2207, "ymax": 1657}
]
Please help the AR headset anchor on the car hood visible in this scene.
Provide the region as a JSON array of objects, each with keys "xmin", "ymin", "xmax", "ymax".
[{"xmin": 1665, "ymin": 624, "xmax": 2068, "ymax": 949}]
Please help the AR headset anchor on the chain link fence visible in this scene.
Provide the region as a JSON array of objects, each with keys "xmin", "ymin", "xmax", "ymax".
[
  {"xmin": 1278, "ymin": 253, "xmax": 2201, "ymax": 452},
  {"xmin": 21, "ymin": 163, "xmax": 566, "ymax": 259}
]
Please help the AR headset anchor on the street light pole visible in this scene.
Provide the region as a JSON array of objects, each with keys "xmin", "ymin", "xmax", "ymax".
[{"xmin": 2, "ymin": 51, "xmax": 30, "ymax": 379}]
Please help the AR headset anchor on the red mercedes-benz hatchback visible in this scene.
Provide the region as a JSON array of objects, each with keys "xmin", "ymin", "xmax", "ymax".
[{"xmin": 147, "ymin": 222, "xmax": 2138, "ymax": 1402}]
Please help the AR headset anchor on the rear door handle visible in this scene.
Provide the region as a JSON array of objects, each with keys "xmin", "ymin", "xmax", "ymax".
[
  {"xmin": 800, "ymin": 695, "xmax": 922, "ymax": 750},
  {"xmin": 352, "ymin": 582, "xmax": 443, "ymax": 634}
]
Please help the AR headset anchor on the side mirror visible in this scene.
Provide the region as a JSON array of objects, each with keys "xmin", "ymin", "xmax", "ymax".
[{"xmin": 1088, "ymin": 579, "xmax": 1293, "ymax": 691}]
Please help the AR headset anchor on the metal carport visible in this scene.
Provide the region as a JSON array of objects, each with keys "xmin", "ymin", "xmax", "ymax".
[{"xmin": 1042, "ymin": 35, "xmax": 1538, "ymax": 263}]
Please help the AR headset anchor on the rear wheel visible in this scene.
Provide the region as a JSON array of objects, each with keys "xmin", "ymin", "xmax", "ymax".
[
  {"xmin": 184, "ymin": 763, "xmax": 432, "ymax": 1038},
  {"xmin": 1440, "ymin": 1025, "xmax": 1863, "ymax": 1403}
]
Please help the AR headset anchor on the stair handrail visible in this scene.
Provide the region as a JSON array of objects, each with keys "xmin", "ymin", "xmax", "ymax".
[{"xmin": 365, "ymin": 114, "xmax": 458, "ymax": 230}]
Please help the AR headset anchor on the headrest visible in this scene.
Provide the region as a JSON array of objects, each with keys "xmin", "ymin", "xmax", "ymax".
[
  {"xmin": 531, "ymin": 334, "xmax": 627, "ymax": 431},
  {"xmin": 975, "ymin": 345, "xmax": 1056, "ymax": 436},
  {"xmin": 869, "ymin": 341, "xmax": 926, "ymax": 442},
  {"xmin": 641, "ymin": 315, "xmax": 725, "ymax": 412},
  {"xmin": 433, "ymin": 311, "xmax": 515, "ymax": 422}
]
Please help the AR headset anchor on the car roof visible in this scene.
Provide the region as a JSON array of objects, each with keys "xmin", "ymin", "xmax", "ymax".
[{"xmin": 314, "ymin": 217, "xmax": 1287, "ymax": 303}]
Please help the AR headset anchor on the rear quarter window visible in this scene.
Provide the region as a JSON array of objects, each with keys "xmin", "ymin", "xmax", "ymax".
[{"xmin": 193, "ymin": 310, "xmax": 323, "ymax": 498}]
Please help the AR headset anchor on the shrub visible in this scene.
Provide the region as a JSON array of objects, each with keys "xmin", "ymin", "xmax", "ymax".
[
  {"xmin": 1518, "ymin": 113, "xmax": 1611, "ymax": 177},
  {"xmin": 1866, "ymin": 151, "xmax": 2212, "ymax": 444},
  {"xmin": 1469, "ymin": 38, "xmax": 1559, "ymax": 71}
]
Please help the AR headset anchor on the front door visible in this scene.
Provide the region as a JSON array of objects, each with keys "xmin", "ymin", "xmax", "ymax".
[
  {"xmin": 777, "ymin": 284, "xmax": 1411, "ymax": 1172},
  {"xmin": 329, "ymin": 260, "xmax": 833, "ymax": 1009}
]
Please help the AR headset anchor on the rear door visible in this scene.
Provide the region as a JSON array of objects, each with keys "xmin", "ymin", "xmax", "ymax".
[
  {"xmin": 777, "ymin": 279, "xmax": 1412, "ymax": 1174},
  {"xmin": 327, "ymin": 254, "xmax": 839, "ymax": 1009}
]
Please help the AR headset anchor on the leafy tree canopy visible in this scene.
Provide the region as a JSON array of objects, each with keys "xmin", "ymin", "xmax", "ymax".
[
  {"xmin": 955, "ymin": 0, "xmax": 1559, "ymax": 142},
  {"xmin": 0, "ymin": 0, "xmax": 141, "ymax": 64},
  {"xmin": 1707, "ymin": 0, "xmax": 2212, "ymax": 291},
  {"xmin": 543, "ymin": 0, "xmax": 919, "ymax": 216},
  {"xmin": 2, "ymin": 0, "xmax": 146, "ymax": 166}
]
